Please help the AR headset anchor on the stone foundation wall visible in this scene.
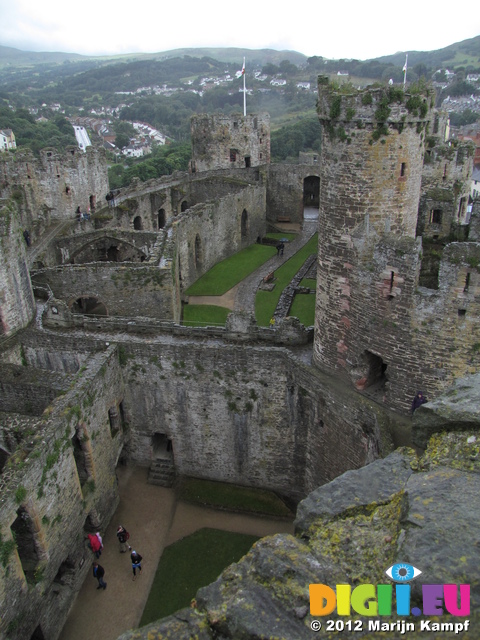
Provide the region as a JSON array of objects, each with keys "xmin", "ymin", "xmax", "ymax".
[
  {"xmin": 31, "ymin": 262, "xmax": 176, "ymax": 319},
  {"xmin": 117, "ymin": 340, "xmax": 395, "ymax": 499}
]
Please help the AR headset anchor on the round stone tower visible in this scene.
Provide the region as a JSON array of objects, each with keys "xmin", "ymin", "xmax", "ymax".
[{"xmin": 313, "ymin": 77, "xmax": 434, "ymax": 402}]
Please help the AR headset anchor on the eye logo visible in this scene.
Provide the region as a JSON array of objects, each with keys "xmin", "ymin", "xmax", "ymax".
[{"xmin": 385, "ymin": 563, "xmax": 422, "ymax": 583}]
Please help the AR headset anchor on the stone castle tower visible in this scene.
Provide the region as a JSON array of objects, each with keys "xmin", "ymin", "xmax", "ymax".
[
  {"xmin": 314, "ymin": 79, "xmax": 432, "ymax": 408},
  {"xmin": 190, "ymin": 113, "xmax": 270, "ymax": 171}
]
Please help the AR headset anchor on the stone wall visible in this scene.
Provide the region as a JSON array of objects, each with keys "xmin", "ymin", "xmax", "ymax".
[
  {"xmin": 191, "ymin": 113, "xmax": 270, "ymax": 171},
  {"xmin": 0, "ymin": 147, "xmax": 109, "ymax": 240},
  {"xmin": 0, "ymin": 343, "xmax": 125, "ymax": 640},
  {"xmin": 0, "ymin": 198, "xmax": 35, "ymax": 336},
  {"xmin": 116, "ymin": 339, "xmax": 396, "ymax": 499},
  {"xmin": 266, "ymin": 164, "xmax": 320, "ymax": 224},
  {"xmin": 418, "ymin": 138, "xmax": 474, "ymax": 239},
  {"xmin": 174, "ymin": 184, "xmax": 266, "ymax": 292},
  {"xmin": 31, "ymin": 262, "xmax": 176, "ymax": 320}
]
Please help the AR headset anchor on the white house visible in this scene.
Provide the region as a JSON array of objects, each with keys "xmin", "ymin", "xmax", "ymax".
[
  {"xmin": 0, "ymin": 129, "xmax": 16, "ymax": 152},
  {"xmin": 471, "ymin": 165, "xmax": 480, "ymax": 200}
]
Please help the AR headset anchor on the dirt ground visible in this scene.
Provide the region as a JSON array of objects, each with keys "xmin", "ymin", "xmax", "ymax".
[
  {"xmin": 187, "ymin": 284, "xmax": 238, "ymax": 310},
  {"xmin": 58, "ymin": 466, "xmax": 294, "ymax": 640}
]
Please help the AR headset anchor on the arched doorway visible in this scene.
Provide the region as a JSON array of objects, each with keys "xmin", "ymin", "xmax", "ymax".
[
  {"xmin": 303, "ymin": 176, "xmax": 320, "ymax": 220},
  {"xmin": 158, "ymin": 208, "xmax": 166, "ymax": 229},
  {"xmin": 71, "ymin": 297, "xmax": 108, "ymax": 316},
  {"xmin": 354, "ymin": 350, "xmax": 388, "ymax": 395},
  {"xmin": 133, "ymin": 216, "xmax": 143, "ymax": 230},
  {"xmin": 148, "ymin": 432, "xmax": 175, "ymax": 487},
  {"xmin": 181, "ymin": 201, "xmax": 189, "ymax": 212}
]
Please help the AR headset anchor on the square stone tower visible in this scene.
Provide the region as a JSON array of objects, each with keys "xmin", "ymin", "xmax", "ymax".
[{"xmin": 190, "ymin": 113, "xmax": 270, "ymax": 172}]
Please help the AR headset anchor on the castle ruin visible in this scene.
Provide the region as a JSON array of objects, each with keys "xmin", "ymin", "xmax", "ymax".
[{"xmin": 0, "ymin": 78, "xmax": 479, "ymax": 639}]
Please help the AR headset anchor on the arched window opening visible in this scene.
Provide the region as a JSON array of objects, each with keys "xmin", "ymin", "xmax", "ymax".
[
  {"xmin": 52, "ymin": 557, "xmax": 76, "ymax": 590},
  {"xmin": 30, "ymin": 625, "xmax": 46, "ymax": 640},
  {"xmin": 181, "ymin": 201, "xmax": 188, "ymax": 212},
  {"xmin": 71, "ymin": 297, "xmax": 108, "ymax": 316},
  {"xmin": 11, "ymin": 507, "xmax": 41, "ymax": 584},
  {"xmin": 108, "ymin": 405, "xmax": 122, "ymax": 438},
  {"xmin": 158, "ymin": 208, "xmax": 166, "ymax": 229},
  {"xmin": 133, "ymin": 216, "xmax": 143, "ymax": 230},
  {"xmin": 241, "ymin": 209, "xmax": 248, "ymax": 237},
  {"xmin": 71, "ymin": 425, "xmax": 90, "ymax": 487}
]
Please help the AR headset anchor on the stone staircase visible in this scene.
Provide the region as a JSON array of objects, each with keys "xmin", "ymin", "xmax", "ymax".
[{"xmin": 148, "ymin": 455, "xmax": 175, "ymax": 487}]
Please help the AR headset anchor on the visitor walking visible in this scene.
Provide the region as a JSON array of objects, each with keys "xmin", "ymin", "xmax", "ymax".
[
  {"xmin": 116, "ymin": 525, "xmax": 129, "ymax": 553},
  {"xmin": 92, "ymin": 562, "xmax": 107, "ymax": 590},
  {"xmin": 87, "ymin": 533, "xmax": 102, "ymax": 558},
  {"xmin": 129, "ymin": 547, "xmax": 143, "ymax": 581},
  {"xmin": 95, "ymin": 532, "xmax": 104, "ymax": 554}
]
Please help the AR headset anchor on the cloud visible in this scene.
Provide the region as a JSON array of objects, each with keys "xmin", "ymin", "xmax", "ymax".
[{"xmin": 0, "ymin": 0, "xmax": 479, "ymax": 60}]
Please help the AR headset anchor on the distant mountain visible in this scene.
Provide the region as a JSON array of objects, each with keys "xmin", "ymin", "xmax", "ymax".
[
  {"xmin": 373, "ymin": 35, "xmax": 480, "ymax": 69},
  {"xmin": 1, "ymin": 37, "xmax": 479, "ymax": 72},
  {"xmin": 0, "ymin": 44, "xmax": 306, "ymax": 71},
  {"xmin": 0, "ymin": 44, "xmax": 86, "ymax": 67}
]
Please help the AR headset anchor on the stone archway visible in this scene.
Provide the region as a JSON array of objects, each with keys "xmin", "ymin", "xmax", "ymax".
[
  {"xmin": 303, "ymin": 176, "xmax": 320, "ymax": 219},
  {"xmin": 148, "ymin": 433, "xmax": 175, "ymax": 487},
  {"xmin": 158, "ymin": 209, "xmax": 166, "ymax": 229},
  {"xmin": 133, "ymin": 216, "xmax": 143, "ymax": 230},
  {"xmin": 70, "ymin": 297, "xmax": 108, "ymax": 316}
]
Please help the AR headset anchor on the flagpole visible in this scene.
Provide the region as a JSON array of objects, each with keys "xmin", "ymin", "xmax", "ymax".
[
  {"xmin": 243, "ymin": 57, "xmax": 246, "ymax": 116},
  {"xmin": 403, "ymin": 54, "xmax": 408, "ymax": 88}
]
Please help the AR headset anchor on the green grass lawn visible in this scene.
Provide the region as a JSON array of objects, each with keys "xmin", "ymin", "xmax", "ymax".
[
  {"xmin": 182, "ymin": 304, "xmax": 231, "ymax": 326},
  {"xmin": 185, "ymin": 244, "xmax": 276, "ymax": 296},
  {"xmin": 140, "ymin": 528, "xmax": 259, "ymax": 625},
  {"xmin": 299, "ymin": 278, "xmax": 316, "ymax": 289},
  {"xmin": 255, "ymin": 233, "xmax": 318, "ymax": 326},
  {"xmin": 266, "ymin": 232, "xmax": 297, "ymax": 242},
  {"xmin": 177, "ymin": 477, "xmax": 294, "ymax": 517},
  {"xmin": 289, "ymin": 293, "xmax": 316, "ymax": 327}
]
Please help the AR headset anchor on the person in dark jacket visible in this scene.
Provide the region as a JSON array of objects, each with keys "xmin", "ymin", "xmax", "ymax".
[
  {"xmin": 116, "ymin": 525, "xmax": 129, "ymax": 553},
  {"xmin": 129, "ymin": 547, "xmax": 143, "ymax": 580},
  {"xmin": 411, "ymin": 391, "xmax": 427, "ymax": 413},
  {"xmin": 92, "ymin": 562, "xmax": 107, "ymax": 589}
]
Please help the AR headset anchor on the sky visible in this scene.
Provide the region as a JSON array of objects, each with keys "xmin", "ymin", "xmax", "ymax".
[{"xmin": 0, "ymin": 0, "xmax": 479, "ymax": 61}]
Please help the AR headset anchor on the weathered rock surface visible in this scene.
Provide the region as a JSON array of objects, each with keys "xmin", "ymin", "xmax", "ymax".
[
  {"xmin": 117, "ymin": 428, "xmax": 480, "ymax": 640},
  {"xmin": 412, "ymin": 372, "xmax": 480, "ymax": 448}
]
